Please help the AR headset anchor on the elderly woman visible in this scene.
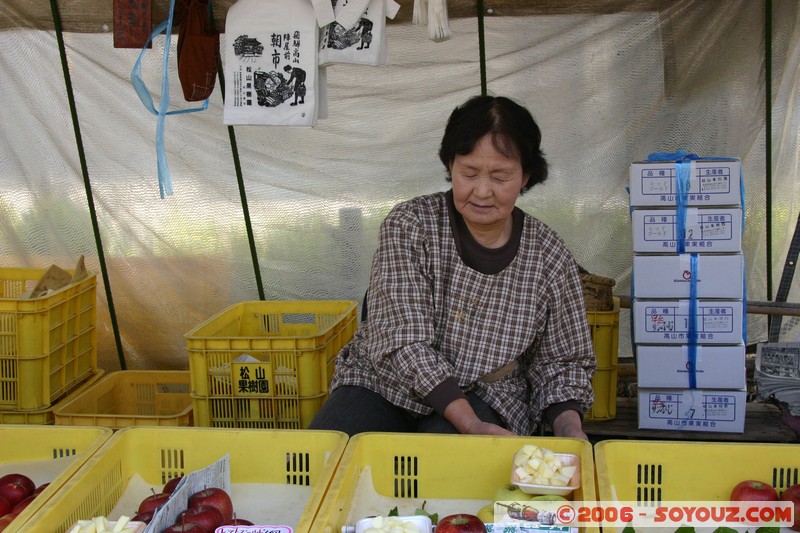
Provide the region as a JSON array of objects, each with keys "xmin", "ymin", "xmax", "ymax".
[{"xmin": 309, "ymin": 95, "xmax": 596, "ymax": 439}]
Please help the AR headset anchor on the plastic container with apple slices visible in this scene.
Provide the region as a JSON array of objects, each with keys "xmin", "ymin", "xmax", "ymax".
[
  {"xmin": 511, "ymin": 453, "xmax": 581, "ymax": 497},
  {"xmin": 344, "ymin": 514, "xmax": 432, "ymax": 533}
]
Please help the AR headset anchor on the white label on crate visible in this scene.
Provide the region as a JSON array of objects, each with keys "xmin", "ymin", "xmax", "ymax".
[
  {"xmin": 633, "ymin": 300, "xmax": 743, "ymax": 345},
  {"xmin": 643, "ymin": 211, "xmax": 733, "ymax": 242},
  {"xmin": 643, "ymin": 303, "xmax": 735, "ymax": 336},
  {"xmin": 629, "ymin": 160, "xmax": 742, "ymax": 207},
  {"xmin": 639, "ymin": 166, "xmax": 732, "ymax": 197},
  {"xmin": 632, "ymin": 208, "xmax": 742, "ymax": 253},
  {"xmin": 646, "ymin": 391, "xmax": 740, "ymax": 424},
  {"xmin": 232, "ymin": 362, "xmax": 274, "ymax": 396},
  {"xmin": 145, "ymin": 455, "xmax": 231, "ymax": 533}
]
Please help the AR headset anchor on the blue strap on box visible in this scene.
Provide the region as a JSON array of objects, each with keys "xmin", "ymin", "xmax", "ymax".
[
  {"xmin": 131, "ymin": 0, "xmax": 210, "ymax": 199},
  {"xmin": 627, "ymin": 185, "xmax": 638, "ymax": 364},
  {"xmin": 688, "ymin": 253, "xmax": 699, "ymax": 388},
  {"xmin": 646, "ymin": 150, "xmax": 747, "ymax": 388}
]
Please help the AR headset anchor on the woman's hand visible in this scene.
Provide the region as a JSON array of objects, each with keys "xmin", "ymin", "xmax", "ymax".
[
  {"xmin": 551, "ymin": 410, "xmax": 588, "ymax": 440},
  {"xmin": 464, "ymin": 419, "xmax": 515, "ymax": 436},
  {"xmin": 444, "ymin": 398, "xmax": 514, "ymax": 436}
]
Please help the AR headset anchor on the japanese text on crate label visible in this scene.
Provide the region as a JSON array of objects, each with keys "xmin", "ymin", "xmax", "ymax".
[{"xmin": 233, "ymin": 363, "xmax": 273, "ymax": 396}]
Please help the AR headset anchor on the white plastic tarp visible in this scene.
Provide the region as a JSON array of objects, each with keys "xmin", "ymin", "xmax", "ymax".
[{"xmin": 1, "ymin": 0, "xmax": 799, "ymax": 369}]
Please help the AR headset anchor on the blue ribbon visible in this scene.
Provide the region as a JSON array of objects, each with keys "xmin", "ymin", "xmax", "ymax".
[
  {"xmin": 131, "ymin": 0, "xmax": 209, "ymax": 199},
  {"xmin": 675, "ymin": 160, "xmax": 691, "ymax": 253},
  {"xmin": 740, "ymin": 173, "xmax": 747, "ymax": 345},
  {"xmin": 687, "ymin": 253, "xmax": 698, "ymax": 389},
  {"xmin": 626, "ymin": 185, "xmax": 639, "ymax": 364}
]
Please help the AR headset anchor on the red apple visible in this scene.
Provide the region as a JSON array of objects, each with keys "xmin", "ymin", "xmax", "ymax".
[
  {"xmin": 137, "ymin": 491, "xmax": 171, "ymax": 514},
  {"xmin": 0, "ymin": 511, "xmax": 21, "ymax": 532},
  {"xmin": 780, "ymin": 483, "xmax": 800, "ymax": 531},
  {"xmin": 435, "ymin": 513, "xmax": 486, "ymax": 533},
  {"xmin": 0, "ymin": 495, "xmax": 11, "ymax": 517},
  {"xmin": 0, "ymin": 474, "xmax": 36, "ymax": 507},
  {"xmin": 224, "ymin": 517, "xmax": 254, "ymax": 526},
  {"xmin": 161, "ymin": 523, "xmax": 206, "ymax": 533},
  {"xmin": 33, "ymin": 483, "xmax": 49, "ymax": 495},
  {"xmin": 730, "ymin": 480, "xmax": 779, "ymax": 501},
  {"xmin": 188, "ymin": 487, "xmax": 234, "ymax": 523},
  {"xmin": 180, "ymin": 504, "xmax": 224, "ymax": 531},
  {"xmin": 132, "ymin": 510, "xmax": 155, "ymax": 524},
  {"xmin": 11, "ymin": 494, "xmax": 37, "ymax": 513},
  {"xmin": 163, "ymin": 476, "xmax": 184, "ymax": 494}
]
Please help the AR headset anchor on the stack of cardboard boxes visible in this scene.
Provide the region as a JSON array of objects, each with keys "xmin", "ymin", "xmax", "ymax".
[{"xmin": 629, "ymin": 156, "xmax": 747, "ymax": 433}]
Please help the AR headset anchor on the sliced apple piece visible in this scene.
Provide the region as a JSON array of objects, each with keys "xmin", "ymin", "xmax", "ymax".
[{"xmin": 560, "ymin": 465, "xmax": 578, "ymax": 480}]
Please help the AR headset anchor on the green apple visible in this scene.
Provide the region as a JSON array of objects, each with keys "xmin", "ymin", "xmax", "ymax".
[
  {"xmin": 531, "ymin": 494, "xmax": 568, "ymax": 502},
  {"xmin": 477, "ymin": 503, "xmax": 495, "ymax": 524},
  {"xmin": 495, "ymin": 483, "xmax": 534, "ymax": 502}
]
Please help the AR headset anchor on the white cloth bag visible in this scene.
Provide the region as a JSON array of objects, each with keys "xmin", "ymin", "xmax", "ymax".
[
  {"xmin": 222, "ymin": 0, "xmax": 334, "ymax": 126},
  {"xmin": 318, "ymin": 0, "xmax": 401, "ymax": 66}
]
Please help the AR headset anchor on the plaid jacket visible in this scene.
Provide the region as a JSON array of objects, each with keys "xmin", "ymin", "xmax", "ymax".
[{"xmin": 330, "ymin": 191, "xmax": 596, "ymax": 435}]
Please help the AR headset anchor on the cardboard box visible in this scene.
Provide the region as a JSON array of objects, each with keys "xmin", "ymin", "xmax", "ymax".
[
  {"xmin": 629, "ymin": 159, "xmax": 742, "ymax": 207},
  {"xmin": 632, "ymin": 207, "xmax": 742, "ymax": 253},
  {"xmin": 636, "ymin": 344, "xmax": 746, "ymax": 389},
  {"xmin": 637, "ymin": 388, "xmax": 746, "ymax": 433},
  {"xmin": 632, "ymin": 298, "xmax": 744, "ymax": 344},
  {"xmin": 633, "ymin": 253, "xmax": 744, "ymax": 298}
]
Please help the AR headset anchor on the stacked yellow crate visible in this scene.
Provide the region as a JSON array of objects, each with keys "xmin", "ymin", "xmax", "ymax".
[
  {"xmin": 185, "ymin": 300, "xmax": 358, "ymax": 429},
  {"xmin": 0, "ymin": 267, "xmax": 100, "ymax": 424},
  {"xmin": 53, "ymin": 370, "xmax": 194, "ymax": 429},
  {"xmin": 583, "ymin": 299, "xmax": 621, "ymax": 421}
]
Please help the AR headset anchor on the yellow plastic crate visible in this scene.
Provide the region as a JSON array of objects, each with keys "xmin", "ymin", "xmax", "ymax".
[
  {"xmin": 0, "ymin": 424, "xmax": 112, "ymax": 533},
  {"xmin": 312, "ymin": 433, "xmax": 598, "ymax": 533},
  {"xmin": 53, "ymin": 370, "xmax": 193, "ymax": 428},
  {"xmin": 24, "ymin": 426, "xmax": 348, "ymax": 533},
  {"xmin": 0, "ymin": 369, "xmax": 104, "ymax": 425},
  {"xmin": 595, "ymin": 440, "xmax": 800, "ymax": 531},
  {"xmin": 0, "ymin": 267, "xmax": 98, "ymax": 410},
  {"xmin": 185, "ymin": 300, "xmax": 358, "ymax": 429},
  {"xmin": 584, "ymin": 297, "xmax": 620, "ymax": 421}
]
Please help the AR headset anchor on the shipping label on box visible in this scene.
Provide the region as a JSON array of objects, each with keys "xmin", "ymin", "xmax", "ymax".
[
  {"xmin": 632, "ymin": 207, "xmax": 742, "ymax": 253},
  {"xmin": 629, "ymin": 159, "xmax": 742, "ymax": 207},
  {"xmin": 638, "ymin": 388, "xmax": 746, "ymax": 433},
  {"xmin": 633, "ymin": 253, "xmax": 744, "ymax": 298},
  {"xmin": 636, "ymin": 344, "xmax": 746, "ymax": 389},
  {"xmin": 633, "ymin": 299, "xmax": 743, "ymax": 344}
]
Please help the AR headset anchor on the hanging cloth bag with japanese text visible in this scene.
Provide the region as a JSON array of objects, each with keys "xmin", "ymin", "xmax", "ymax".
[
  {"xmin": 222, "ymin": 0, "xmax": 333, "ymax": 126},
  {"xmin": 318, "ymin": 0, "xmax": 401, "ymax": 67}
]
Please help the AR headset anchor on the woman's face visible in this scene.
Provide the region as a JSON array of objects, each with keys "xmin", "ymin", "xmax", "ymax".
[{"xmin": 450, "ymin": 134, "xmax": 529, "ymax": 236}]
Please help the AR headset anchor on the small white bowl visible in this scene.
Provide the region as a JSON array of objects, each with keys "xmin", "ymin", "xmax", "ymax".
[
  {"xmin": 354, "ymin": 515, "xmax": 433, "ymax": 533},
  {"xmin": 510, "ymin": 452, "xmax": 581, "ymax": 496}
]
